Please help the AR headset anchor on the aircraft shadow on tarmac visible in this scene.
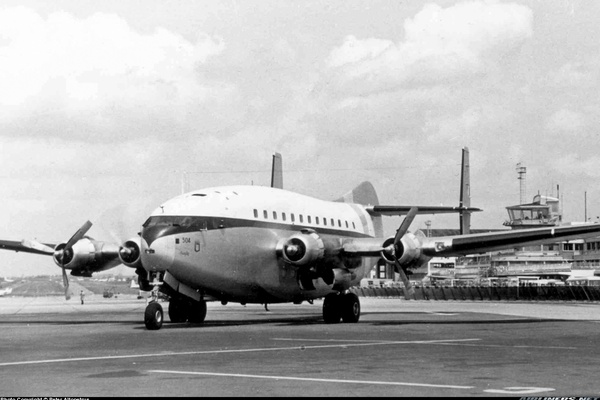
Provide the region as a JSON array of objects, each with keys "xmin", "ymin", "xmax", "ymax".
[{"xmin": 0, "ymin": 311, "xmax": 568, "ymax": 329}]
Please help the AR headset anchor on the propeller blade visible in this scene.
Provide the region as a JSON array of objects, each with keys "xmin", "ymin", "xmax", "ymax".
[
  {"xmin": 20, "ymin": 239, "xmax": 54, "ymax": 254},
  {"xmin": 394, "ymin": 207, "xmax": 418, "ymax": 244},
  {"xmin": 392, "ymin": 207, "xmax": 418, "ymax": 299},
  {"xmin": 395, "ymin": 260, "xmax": 415, "ymax": 298},
  {"xmin": 62, "ymin": 266, "xmax": 71, "ymax": 300},
  {"xmin": 64, "ymin": 220, "xmax": 93, "ymax": 250}
]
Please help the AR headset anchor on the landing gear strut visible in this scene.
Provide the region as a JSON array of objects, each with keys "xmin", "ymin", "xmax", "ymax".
[
  {"xmin": 322, "ymin": 292, "xmax": 360, "ymax": 324},
  {"xmin": 144, "ymin": 272, "xmax": 164, "ymax": 330}
]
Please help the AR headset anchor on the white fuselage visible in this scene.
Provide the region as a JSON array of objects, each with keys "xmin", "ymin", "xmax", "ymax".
[{"xmin": 140, "ymin": 185, "xmax": 380, "ymax": 303}]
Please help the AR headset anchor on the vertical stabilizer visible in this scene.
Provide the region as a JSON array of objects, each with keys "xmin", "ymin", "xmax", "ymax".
[
  {"xmin": 459, "ymin": 147, "xmax": 471, "ymax": 235},
  {"xmin": 335, "ymin": 181, "xmax": 383, "ymax": 237},
  {"xmin": 271, "ymin": 153, "xmax": 283, "ymax": 189}
]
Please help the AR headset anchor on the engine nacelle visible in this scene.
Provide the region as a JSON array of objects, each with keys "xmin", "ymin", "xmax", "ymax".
[
  {"xmin": 52, "ymin": 238, "xmax": 120, "ymax": 272},
  {"xmin": 379, "ymin": 233, "xmax": 430, "ymax": 270},
  {"xmin": 298, "ymin": 267, "xmax": 351, "ymax": 295},
  {"xmin": 277, "ymin": 229, "xmax": 324, "ymax": 266},
  {"xmin": 118, "ymin": 237, "xmax": 142, "ymax": 269}
]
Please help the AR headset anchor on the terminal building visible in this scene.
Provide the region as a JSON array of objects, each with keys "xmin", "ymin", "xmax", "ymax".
[{"xmin": 430, "ymin": 192, "xmax": 600, "ymax": 286}]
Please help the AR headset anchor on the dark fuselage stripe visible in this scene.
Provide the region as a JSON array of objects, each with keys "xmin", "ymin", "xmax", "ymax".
[{"xmin": 142, "ymin": 215, "xmax": 373, "ymax": 245}]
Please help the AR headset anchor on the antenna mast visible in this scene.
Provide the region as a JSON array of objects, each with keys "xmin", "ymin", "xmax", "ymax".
[{"xmin": 516, "ymin": 163, "xmax": 527, "ymax": 204}]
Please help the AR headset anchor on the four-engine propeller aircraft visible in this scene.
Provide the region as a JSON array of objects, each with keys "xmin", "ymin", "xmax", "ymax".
[{"xmin": 3, "ymin": 149, "xmax": 600, "ymax": 330}]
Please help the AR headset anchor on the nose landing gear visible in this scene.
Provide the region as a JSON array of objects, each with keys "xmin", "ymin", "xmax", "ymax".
[
  {"xmin": 144, "ymin": 302, "xmax": 164, "ymax": 330},
  {"xmin": 144, "ymin": 272, "xmax": 165, "ymax": 330}
]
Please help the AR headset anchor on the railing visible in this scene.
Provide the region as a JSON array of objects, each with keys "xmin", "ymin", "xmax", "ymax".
[{"xmin": 350, "ymin": 285, "xmax": 600, "ymax": 301}]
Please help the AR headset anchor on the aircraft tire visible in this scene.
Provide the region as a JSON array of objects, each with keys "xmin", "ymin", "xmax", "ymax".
[
  {"xmin": 322, "ymin": 293, "xmax": 342, "ymax": 324},
  {"xmin": 144, "ymin": 302, "xmax": 164, "ymax": 330},
  {"xmin": 188, "ymin": 299, "xmax": 207, "ymax": 324},
  {"xmin": 168, "ymin": 298, "xmax": 189, "ymax": 323},
  {"xmin": 341, "ymin": 292, "xmax": 360, "ymax": 323}
]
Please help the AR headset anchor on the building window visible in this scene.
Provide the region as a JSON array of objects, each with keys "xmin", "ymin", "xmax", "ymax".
[{"xmin": 563, "ymin": 243, "xmax": 573, "ymax": 251}]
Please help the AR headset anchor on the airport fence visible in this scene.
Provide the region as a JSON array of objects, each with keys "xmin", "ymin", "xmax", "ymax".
[{"xmin": 349, "ymin": 285, "xmax": 600, "ymax": 302}]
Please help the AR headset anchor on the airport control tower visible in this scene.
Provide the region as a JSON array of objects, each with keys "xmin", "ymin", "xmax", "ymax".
[
  {"xmin": 503, "ymin": 194, "xmax": 561, "ymax": 229},
  {"xmin": 504, "ymin": 164, "xmax": 561, "ymax": 229}
]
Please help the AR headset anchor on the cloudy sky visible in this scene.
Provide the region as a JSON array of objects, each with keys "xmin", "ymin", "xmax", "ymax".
[{"xmin": 1, "ymin": 0, "xmax": 599, "ymax": 276}]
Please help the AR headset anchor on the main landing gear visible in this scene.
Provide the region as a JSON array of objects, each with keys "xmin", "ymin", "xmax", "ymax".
[
  {"xmin": 168, "ymin": 296, "xmax": 207, "ymax": 324},
  {"xmin": 322, "ymin": 292, "xmax": 360, "ymax": 324},
  {"xmin": 144, "ymin": 296, "xmax": 207, "ymax": 330}
]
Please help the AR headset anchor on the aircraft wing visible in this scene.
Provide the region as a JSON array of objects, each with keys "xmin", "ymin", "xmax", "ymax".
[
  {"xmin": 365, "ymin": 205, "xmax": 482, "ymax": 216},
  {"xmin": 431, "ymin": 224, "xmax": 600, "ymax": 256},
  {"xmin": 342, "ymin": 223, "xmax": 600, "ymax": 259},
  {"xmin": 0, "ymin": 239, "xmax": 56, "ymax": 256}
]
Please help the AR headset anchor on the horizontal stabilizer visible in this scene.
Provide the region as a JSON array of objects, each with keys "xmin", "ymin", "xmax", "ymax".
[{"xmin": 365, "ymin": 205, "xmax": 482, "ymax": 216}]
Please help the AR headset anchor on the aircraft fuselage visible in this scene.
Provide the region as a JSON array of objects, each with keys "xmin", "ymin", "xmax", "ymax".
[{"xmin": 140, "ymin": 185, "xmax": 379, "ymax": 303}]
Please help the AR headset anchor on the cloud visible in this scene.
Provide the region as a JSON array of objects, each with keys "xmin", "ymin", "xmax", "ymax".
[
  {"xmin": 548, "ymin": 62, "xmax": 599, "ymax": 89},
  {"xmin": 545, "ymin": 108, "xmax": 586, "ymax": 134},
  {"xmin": 0, "ymin": 6, "xmax": 228, "ymax": 140},
  {"xmin": 326, "ymin": 1, "xmax": 533, "ymax": 96},
  {"xmin": 554, "ymin": 154, "xmax": 600, "ymax": 179}
]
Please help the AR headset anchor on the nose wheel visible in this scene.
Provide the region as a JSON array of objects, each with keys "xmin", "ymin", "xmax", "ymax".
[{"xmin": 144, "ymin": 302, "xmax": 164, "ymax": 330}]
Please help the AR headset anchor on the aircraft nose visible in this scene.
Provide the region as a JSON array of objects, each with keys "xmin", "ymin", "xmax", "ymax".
[{"xmin": 141, "ymin": 232, "xmax": 175, "ymax": 273}]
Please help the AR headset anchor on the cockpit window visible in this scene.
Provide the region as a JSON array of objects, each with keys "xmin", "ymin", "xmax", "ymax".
[{"xmin": 143, "ymin": 216, "xmax": 198, "ymax": 228}]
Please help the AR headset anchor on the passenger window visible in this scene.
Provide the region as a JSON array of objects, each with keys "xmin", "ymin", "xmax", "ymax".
[
  {"xmin": 253, "ymin": 209, "xmax": 258, "ymax": 218},
  {"xmin": 315, "ymin": 216, "xmax": 319, "ymax": 224},
  {"xmin": 338, "ymin": 219, "xmax": 341, "ymax": 227},
  {"xmin": 291, "ymin": 214, "xmax": 295, "ymax": 223},
  {"xmin": 352, "ymin": 222, "xmax": 356, "ymax": 229},
  {"xmin": 299, "ymin": 214, "xmax": 303, "ymax": 223},
  {"xmin": 331, "ymin": 218, "xmax": 334, "ymax": 226},
  {"xmin": 282, "ymin": 212, "xmax": 286, "ymax": 221},
  {"xmin": 345, "ymin": 221, "xmax": 349, "ymax": 228},
  {"xmin": 323, "ymin": 218, "xmax": 327, "ymax": 226},
  {"xmin": 273, "ymin": 211, "xmax": 277, "ymax": 220},
  {"xmin": 263, "ymin": 210, "xmax": 268, "ymax": 219},
  {"xmin": 308, "ymin": 215, "xmax": 312, "ymax": 224}
]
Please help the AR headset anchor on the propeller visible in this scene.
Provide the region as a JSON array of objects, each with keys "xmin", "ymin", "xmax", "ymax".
[
  {"xmin": 392, "ymin": 207, "xmax": 418, "ymax": 297},
  {"xmin": 54, "ymin": 221, "xmax": 93, "ymax": 300}
]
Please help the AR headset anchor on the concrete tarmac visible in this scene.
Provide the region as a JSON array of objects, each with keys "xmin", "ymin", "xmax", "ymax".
[{"xmin": 0, "ymin": 295, "xmax": 599, "ymax": 397}]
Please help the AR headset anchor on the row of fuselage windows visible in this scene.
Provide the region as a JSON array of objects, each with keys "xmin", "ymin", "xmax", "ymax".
[{"xmin": 253, "ymin": 208, "xmax": 356, "ymax": 230}]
